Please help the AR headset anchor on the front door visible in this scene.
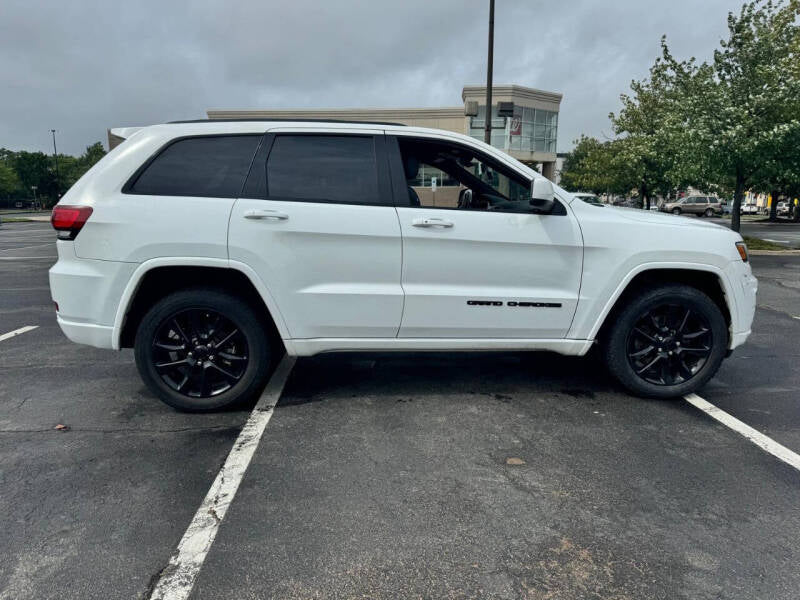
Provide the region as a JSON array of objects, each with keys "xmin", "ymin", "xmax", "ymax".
[
  {"xmin": 228, "ymin": 130, "xmax": 403, "ymax": 339},
  {"xmin": 388, "ymin": 135, "xmax": 583, "ymax": 339}
]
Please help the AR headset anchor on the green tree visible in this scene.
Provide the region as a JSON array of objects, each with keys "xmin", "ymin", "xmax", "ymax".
[
  {"xmin": 559, "ymin": 136, "xmax": 630, "ymax": 195},
  {"xmin": 660, "ymin": 0, "xmax": 800, "ymax": 231},
  {"xmin": 609, "ymin": 54, "xmax": 695, "ymax": 209},
  {"xmin": 68, "ymin": 142, "xmax": 106, "ymax": 186},
  {"xmin": 0, "ymin": 162, "xmax": 20, "ymax": 200},
  {"xmin": 12, "ymin": 151, "xmax": 56, "ymax": 200}
]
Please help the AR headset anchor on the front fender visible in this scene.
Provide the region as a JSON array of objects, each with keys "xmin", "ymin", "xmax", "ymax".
[{"xmin": 569, "ymin": 261, "xmax": 738, "ymax": 346}]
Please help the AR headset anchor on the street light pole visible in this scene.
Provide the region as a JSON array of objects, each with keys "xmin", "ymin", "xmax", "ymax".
[
  {"xmin": 484, "ymin": 0, "xmax": 495, "ymax": 145},
  {"xmin": 50, "ymin": 129, "xmax": 60, "ymax": 200}
]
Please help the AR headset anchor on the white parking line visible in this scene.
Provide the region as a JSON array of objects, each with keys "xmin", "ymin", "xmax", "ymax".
[
  {"xmin": 0, "ymin": 243, "xmax": 54, "ymax": 253},
  {"xmin": 0, "ymin": 325, "xmax": 39, "ymax": 342},
  {"xmin": 148, "ymin": 355, "xmax": 296, "ymax": 600},
  {"xmin": 685, "ymin": 393, "xmax": 800, "ymax": 472},
  {"xmin": 0, "ymin": 256, "xmax": 57, "ymax": 261},
  {"xmin": 0, "ymin": 234, "xmax": 54, "ymax": 241}
]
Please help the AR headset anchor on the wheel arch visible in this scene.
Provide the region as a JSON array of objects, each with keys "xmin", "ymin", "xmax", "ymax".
[
  {"xmin": 589, "ymin": 265, "xmax": 734, "ymax": 347},
  {"xmin": 113, "ymin": 258, "xmax": 291, "ymax": 351}
]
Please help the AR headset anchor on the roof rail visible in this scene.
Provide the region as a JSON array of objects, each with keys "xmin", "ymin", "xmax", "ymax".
[{"xmin": 167, "ymin": 118, "xmax": 407, "ymax": 127}]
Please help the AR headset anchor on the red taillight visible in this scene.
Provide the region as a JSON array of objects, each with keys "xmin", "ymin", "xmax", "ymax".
[{"xmin": 51, "ymin": 205, "xmax": 93, "ymax": 240}]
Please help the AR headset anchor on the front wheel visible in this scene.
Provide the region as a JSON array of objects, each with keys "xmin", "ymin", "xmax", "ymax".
[
  {"xmin": 604, "ymin": 285, "xmax": 728, "ymax": 398},
  {"xmin": 135, "ymin": 288, "xmax": 273, "ymax": 411},
  {"xmin": 672, "ymin": 208, "xmax": 682, "ymax": 215}
]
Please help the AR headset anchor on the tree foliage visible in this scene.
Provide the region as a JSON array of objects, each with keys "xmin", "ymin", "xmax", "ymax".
[
  {"xmin": 0, "ymin": 162, "xmax": 20, "ymax": 199},
  {"xmin": 668, "ymin": 0, "xmax": 800, "ymax": 230},
  {"xmin": 564, "ymin": 0, "xmax": 800, "ymax": 229},
  {"xmin": 0, "ymin": 141, "xmax": 106, "ymax": 207},
  {"xmin": 559, "ymin": 136, "xmax": 625, "ymax": 194}
]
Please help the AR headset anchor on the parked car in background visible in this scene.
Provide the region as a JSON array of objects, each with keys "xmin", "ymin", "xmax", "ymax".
[
  {"xmin": 572, "ymin": 193, "xmax": 603, "ymax": 206},
  {"xmin": 776, "ymin": 201, "xmax": 789, "ymax": 217},
  {"xmin": 613, "ymin": 197, "xmax": 643, "ymax": 209},
  {"xmin": 720, "ymin": 201, "xmax": 733, "ymax": 215},
  {"xmin": 661, "ymin": 196, "xmax": 722, "ymax": 217},
  {"xmin": 741, "ymin": 203, "xmax": 759, "ymax": 215}
]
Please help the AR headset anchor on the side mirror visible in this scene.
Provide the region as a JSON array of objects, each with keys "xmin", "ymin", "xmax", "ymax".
[{"xmin": 530, "ymin": 178, "xmax": 555, "ymax": 213}]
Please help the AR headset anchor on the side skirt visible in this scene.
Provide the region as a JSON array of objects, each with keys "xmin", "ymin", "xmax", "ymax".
[{"xmin": 287, "ymin": 338, "xmax": 594, "ymax": 357}]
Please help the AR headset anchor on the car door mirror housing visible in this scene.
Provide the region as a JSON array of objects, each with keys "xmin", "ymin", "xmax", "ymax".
[{"xmin": 530, "ymin": 178, "xmax": 555, "ymax": 213}]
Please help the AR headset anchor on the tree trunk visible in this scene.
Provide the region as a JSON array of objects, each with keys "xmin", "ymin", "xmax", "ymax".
[
  {"xmin": 731, "ymin": 172, "xmax": 744, "ymax": 233},
  {"xmin": 769, "ymin": 189, "xmax": 779, "ymax": 221}
]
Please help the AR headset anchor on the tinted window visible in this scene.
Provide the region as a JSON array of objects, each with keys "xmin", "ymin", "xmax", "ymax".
[
  {"xmin": 266, "ymin": 135, "xmax": 379, "ymax": 204},
  {"xmin": 129, "ymin": 135, "xmax": 261, "ymax": 198}
]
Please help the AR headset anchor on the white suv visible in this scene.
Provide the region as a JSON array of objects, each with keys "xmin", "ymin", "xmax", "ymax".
[{"xmin": 49, "ymin": 120, "xmax": 757, "ymax": 411}]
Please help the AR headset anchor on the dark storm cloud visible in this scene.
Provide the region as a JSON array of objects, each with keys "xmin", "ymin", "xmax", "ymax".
[{"xmin": 0, "ymin": 0, "xmax": 741, "ymax": 155}]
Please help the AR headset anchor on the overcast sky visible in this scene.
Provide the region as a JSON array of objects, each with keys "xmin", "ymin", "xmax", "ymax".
[{"xmin": 1, "ymin": 0, "xmax": 743, "ymax": 156}]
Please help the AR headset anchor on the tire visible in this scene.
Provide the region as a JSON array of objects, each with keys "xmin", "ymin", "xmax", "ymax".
[
  {"xmin": 604, "ymin": 284, "xmax": 728, "ymax": 398},
  {"xmin": 672, "ymin": 208, "xmax": 681, "ymax": 215},
  {"xmin": 134, "ymin": 288, "xmax": 273, "ymax": 411},
  {"xmin": 704, "ymin": 208, "xmax": 714, "ymax": 217}
]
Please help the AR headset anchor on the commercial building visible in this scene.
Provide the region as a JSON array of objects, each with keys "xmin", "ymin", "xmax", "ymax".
[{"xmin": 205, "ymin": 84, "xmax": 562, "ymax": 179}]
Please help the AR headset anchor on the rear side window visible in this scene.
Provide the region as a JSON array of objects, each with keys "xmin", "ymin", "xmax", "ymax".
[
  {"xmin": 266, "ymin": 135, "xmax": 379, "ymax": 204},
  {"xmin": 127, "ymin": 135, "xmax": 261, "ymax": 198}
]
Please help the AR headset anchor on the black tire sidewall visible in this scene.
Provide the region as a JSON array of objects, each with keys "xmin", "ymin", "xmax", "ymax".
[
  {"xmin": 134, "ymin": 288, "xmax": 272, "ymax": 412},
  {"xmin": 672, "ymin": 208, "xmax": 681, "ymax": 215},
  {"xmin": 605, "ymin": 285, "xmax": 728, "ymax": 398}
]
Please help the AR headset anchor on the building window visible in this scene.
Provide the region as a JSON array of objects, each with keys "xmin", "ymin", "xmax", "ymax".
[{"xmin": 468, "ymin": 106, "xmax": 558, "ymax": 154}]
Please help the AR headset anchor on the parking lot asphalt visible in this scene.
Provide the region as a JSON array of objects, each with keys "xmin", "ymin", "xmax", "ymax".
[
  {"xmin": 1, "ymin": 222, "xmax": 799, "ymax": 600},
  {"xmin": 708, "ymin": 216, "xmax": 800, "ymax": 248}
]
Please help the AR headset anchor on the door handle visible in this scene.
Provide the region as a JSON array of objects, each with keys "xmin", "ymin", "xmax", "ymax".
[
  {"xmin": 412, "ymin": 217, "xmax": 453, "ymax": 228},
  {"xmin": 244, "ymin": 209, "xmax": 289, "ymax": 220}
]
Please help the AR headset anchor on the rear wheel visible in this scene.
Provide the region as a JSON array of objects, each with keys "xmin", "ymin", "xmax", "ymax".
[
  {"xmin": 672, "ymin": 208, "xmax": 682, "ymax": 215},
  {"xmin": 134, "ymin": 288, "xmax": 273, "ymax": 411},
  {"xmin": 604, "ymin": 285, "xmax": 728, "ymax": 398},
  {"xmin": 704, "ymin": 208, "xmax": 714, "ymax": 217}
]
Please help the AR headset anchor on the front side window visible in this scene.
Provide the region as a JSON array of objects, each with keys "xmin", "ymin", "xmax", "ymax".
[
  {"xmin": 128, "ymin": 135, "xmax": 261, "ymax": 198},
  {"xmin": 266, "ymin": 135, "xmax": 379, "ymax": 204},
  {"xmin": 397, "ymin": 137, "xmax": 536, "ymax": 213}
]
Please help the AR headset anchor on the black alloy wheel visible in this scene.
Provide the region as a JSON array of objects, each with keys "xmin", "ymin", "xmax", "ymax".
[
  {"xmin": 135, "ymin": 288, "xmax": 273, "ymax": 411},
  {"xmin": 604, "ymin": 284, "xmax": 728, "ymax": 398},
  {"xmin": 626, "ymin": 303, "xmax": 712, "ymax": 386},
  {"xmin": 152, "ymin": 308, "xmax": 248, "ymax": 397}
]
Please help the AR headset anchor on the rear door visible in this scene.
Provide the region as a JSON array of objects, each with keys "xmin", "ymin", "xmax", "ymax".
[
  {"xmin": 228, "ymin": 130, "xmax": 403, "ymax": 339},
  {"xmin": 388, "ymin": 134, "xmax": 583, "ymax": 339}
]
